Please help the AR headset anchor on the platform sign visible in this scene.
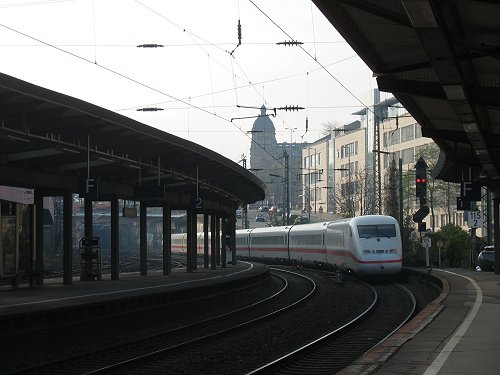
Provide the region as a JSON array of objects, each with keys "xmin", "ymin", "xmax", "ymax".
[
  {"xmin": 457, "ymin": 197, "xmax": 471, "ymax": 211},
  {"xmin": 194, "ymin": 197, "xmax": 204, "ymax": 213},
  {"xmin": 80, "ymin": 177, "xmax": 99, "ymax": 199},
  {"xmin": 461, "ymin": 181, "xmax": 481, "ymax": 201},
  {"xmin": 467, "ymin": 211, "xmax": 483, "ymax": 228},
  {"xmin": 422, "ymin": 236, "xmax": 431, "ymax": 248},
  {"xmin": 0, "ymin": 185, "xmax": 34, "ymax": 204}
]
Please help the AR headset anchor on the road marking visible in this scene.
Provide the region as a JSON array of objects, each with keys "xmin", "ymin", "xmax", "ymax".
[{"xmin": 423, "ymin": 270, "xmax": 483, "ymax": 375}]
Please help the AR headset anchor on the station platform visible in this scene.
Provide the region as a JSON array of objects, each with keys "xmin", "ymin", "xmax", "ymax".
[
  {"xmin": 341, "ymin": 268, "xmax": 500, "ymax": 375},
  {"xmin": 0, "ymin": 261, "xmax": 270, "ymax": 336}
]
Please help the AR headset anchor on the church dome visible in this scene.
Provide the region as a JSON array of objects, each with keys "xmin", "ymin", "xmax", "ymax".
[{"xmin": 251, "ymin": 106, "xmax": 275, "ymax": 133}]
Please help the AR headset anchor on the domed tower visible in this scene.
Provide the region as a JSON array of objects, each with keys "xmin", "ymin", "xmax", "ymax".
[{"xmin": 249, "ymin": 106, "xmax": 280, "ymax": 206}]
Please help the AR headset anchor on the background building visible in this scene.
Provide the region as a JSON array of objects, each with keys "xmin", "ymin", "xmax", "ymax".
[
  {"xmin": 301, "ymin": 136, "xmax": 330, "ymax": 218},
  {"xmin": 249, "ymin": 106, "xmax": 304, "ymax": 210}
]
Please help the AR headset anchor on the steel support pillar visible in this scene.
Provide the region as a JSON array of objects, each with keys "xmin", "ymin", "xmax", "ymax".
[
  {"xmin": 110, "ymin": 196, "xmax": 119, "ymax": 280},
  {"xmin": 221, "ymin": 214, "xmax": 227, "ymax": 268},
  {"xmin": 191, "ymin": 210, "xmax": 198, "ymax": 270},
  {"xmin": 230, "ymin": 215, "xmax": 237, "ymax": 265},
  {"xmin": 162, "ymin": 203, "xmax": 172, "ymax": 275},
  {"xmin": 186, "ymin": 209, "xmax": 194, "ymax": 273},
  {"xmin": 215, "ymin": 214, "xmax": 221, "ymax": 266},
  {"xmin": 84, "ymin": 197, "xmax": 92, "ymax": 238},
  {"xmin": 203, "ymin": 213, "xmax": 209, "ymax": 268},
  {"xmin": 34, "ymin": 191, "xmax": 44, "ymax": 286},
  {"xmin": 495, "ymin": 198, "xmax": 500, "ymax": 275},
  {"xmin": 140, "ymin": 203, "xmax": 147, "ymax": 276},
  {"xmin": 210, "ymin": 212, "xmax": 217, "ymax": 270},
  {"xmin": 63, "ymin": 191, "xmax": 73, "ymax": 285}
]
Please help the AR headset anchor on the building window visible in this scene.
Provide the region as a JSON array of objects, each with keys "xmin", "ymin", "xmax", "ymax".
[
  {"xmin": 401, "ymin": 124, "xmax": 415, "ymax": 142},
  {"xmin": 384, "ymin": 129, "xmax": 400, "ymax": 147},
  {"xmin": 415, "ymin": 123, "xmax": 422, "ymax": 139},
  {"xmin": 401, "ymin": 147, "xmax": 414, "ymax": 164},
  {"xmin": 340, "ymin": 142, "xmax": 357, "ymax": 159}
]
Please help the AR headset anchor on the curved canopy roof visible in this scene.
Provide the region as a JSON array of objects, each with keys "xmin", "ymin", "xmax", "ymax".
[
  {"xmin": 0, "ymin": 72, "xmax": 266, "ymax": 210},
  {"xmin": 313, "ymin": 0, "xmax": 500, "ymax": 190}
]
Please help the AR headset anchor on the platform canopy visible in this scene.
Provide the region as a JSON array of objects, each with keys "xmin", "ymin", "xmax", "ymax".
[
  {"xmin": 0, "ymin": 72, "xmax": 266, "ymax": 210},
  {"xmin": 313, "ymin": 0, "xmax": 500, "ymax": 189}
]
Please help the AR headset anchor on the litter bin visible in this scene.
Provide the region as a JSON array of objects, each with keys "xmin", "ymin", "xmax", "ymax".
[{"xmin": 79, "ymin": 237, "xmax": 102, "ymax": 281}]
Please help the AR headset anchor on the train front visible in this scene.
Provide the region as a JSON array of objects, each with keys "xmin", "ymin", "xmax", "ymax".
[{"xmin": 351, "ymin": 215, "xmax": 403, "ymax": 276}]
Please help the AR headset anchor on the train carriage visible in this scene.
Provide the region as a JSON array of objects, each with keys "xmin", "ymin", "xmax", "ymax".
[
  {"xmin": 288, "ymin": 222, "xmax": 328, "ymax": 264},
  {"xmin": 324, "ymin": 219, "xmax": 352, "ymax": 268},
  {"xmin": 172, "ymin": 215, "xmax": 401, "ymax": 276},
  {"xmin": 236, "ymin": 229, "xmax": 252, "ymax": 258},
  {"xmin": 344, "ymin": 215, "xmax": 402, "ymax": 275},
  {"xmin": 171, "ymin": 231, "xmax": 235, "ymax": 263},
  {"xmin": 235, "ymin": 215, "xmax": 402, "ymax": 276},
  {"xmin": 246, "ymin": 226, "xmax": 289, "ymax": 260}
]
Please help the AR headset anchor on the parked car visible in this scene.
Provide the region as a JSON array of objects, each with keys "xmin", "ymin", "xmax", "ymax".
[
  {"xmin": 477, "ymin": 245, "xmax": 495, "ymax": 271},
  {"xmin": 255, "ymin": 214, "xmax": 266, "ymax": 222},
  {"xmin": 294, "ymin": 216, "xmax": 309, "ymax": 224}
]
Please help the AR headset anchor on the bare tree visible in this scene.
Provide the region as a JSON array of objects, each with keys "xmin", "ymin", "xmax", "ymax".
[
  {"xmin": 321, "ymin": 121, "xmax": 342, "ymax": 137},
  {"xmin": 333, "ymin": 168, "xmax": 373, "ymax": 217}
]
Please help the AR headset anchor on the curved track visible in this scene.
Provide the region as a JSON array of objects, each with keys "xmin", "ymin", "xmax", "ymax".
[
  {"xmin": 10, "ymin": 269, "xmax": 315, "ymax": 375},
  {"xmin": 248, "ymin": 282, "xmax": 416, "ymax": 375}
]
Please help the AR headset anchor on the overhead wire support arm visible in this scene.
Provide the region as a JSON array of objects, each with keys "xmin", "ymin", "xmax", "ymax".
[
  {"xmin": 237, "ymin": 104, "xmax": 277, "ymax": 117},
  {"xmin": 276, "ymin": 40, "xmax": 303, "ymax": 46},
  {"xmin": 230, "ymin": 19, "xmax": 242, "ymax": 56},
  {"xmin": 136, "ymin": 107, "xmax": 164, "ymax": 112},
  {"xmin": 137, "ymin": 43, "xmax": 164, "ymax": 48},
  {"xmin": 231, "ymin": 114, "xmax": 275, "ymax": 122},
  {"xmin": 277, "ymin": 105, "xmax": 304, "ymax": 112}
]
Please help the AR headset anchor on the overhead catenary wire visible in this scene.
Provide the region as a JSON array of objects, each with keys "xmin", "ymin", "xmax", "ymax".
[
  {"xmin": 117, "ymin": 54, "xmax": 358, "ymax": 112},
  {"xmin": 91, "ymin": 0, "xmax": 97, "ymax": 64},
  {"xmin": 0, "ymin": 0, "xmax": 74, "ymax": 8},
  {"xmin": 248, "ymin": 0, "xmax": 377, "ymax": 120},
  {"xmin": 0, "ymin": 1, "xmax": 368, "ymax": 170},
  {"xmin": 310, "ymin": 2, "xmax": 317, "ymax": 60},
  {"xmin": 132, "ymin": 0, "xmax": 289, "ymax": 166},
  {"xmin": 0, "ymin": 21, "xmax": 282, "ymax": 166},
  {"xmin": 207, "ymin": 54, "xmax": 217, "ymax": 115}
]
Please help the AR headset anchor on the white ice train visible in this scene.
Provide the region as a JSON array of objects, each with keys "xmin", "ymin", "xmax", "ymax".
[
  {"xmin": 235, "ymin": 215, "xmax": 402, "ymax": 276},
  {"xmin": 171, "ymin": 232, "xmax": 234, "ymax": 262}
]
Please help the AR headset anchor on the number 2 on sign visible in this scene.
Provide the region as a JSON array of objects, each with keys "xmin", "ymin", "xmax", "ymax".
[
  {"xmin": 468, "ymin": 211, "xmax": 482, "ymax": 228},
  {"xmin": 195, "ymin": 197, "xmax": 203, "ymax": 209}
]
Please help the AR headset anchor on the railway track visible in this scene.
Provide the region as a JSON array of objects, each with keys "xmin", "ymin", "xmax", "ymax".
[
  {"xmin": 248, "ymin": 281, "xmax": 416, "ymax": 375},
  {"xmin": 8, "ymin": 268, "xmax": 316, "ymax": 375}
]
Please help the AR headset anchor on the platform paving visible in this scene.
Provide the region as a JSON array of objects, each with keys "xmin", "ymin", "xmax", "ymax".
[
  {"xmin": 0, "ymin": 261, "xmax": 269, "ymax": 331},
  {"xmin": 340, "ymin": 268, "xmax": 500, "ymax": 375}
]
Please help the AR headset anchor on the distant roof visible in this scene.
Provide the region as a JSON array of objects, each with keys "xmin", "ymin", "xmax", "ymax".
[{"xmin": 0, "ymin": 72, "xmax": 266, "ymax": 209}]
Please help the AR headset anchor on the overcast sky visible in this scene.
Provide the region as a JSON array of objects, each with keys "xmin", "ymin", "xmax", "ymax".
[{"xmin": 0, "ymin": 0, "xmax": 387, "ymax": 164}]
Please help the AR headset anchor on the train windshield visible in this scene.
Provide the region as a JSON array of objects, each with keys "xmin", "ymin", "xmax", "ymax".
[{"xmin": 357, "ymin": 224, "xmax": 396, "ymax": 238}]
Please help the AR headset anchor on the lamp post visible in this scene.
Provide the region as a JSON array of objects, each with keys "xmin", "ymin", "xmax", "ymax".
[
  {"xmin": 307, "ymin": 147, "xmax": 327, "ymax": 215},
  {"xmin": 307, "ymin": 148, "xmax": 315, "ymax": 215},
  {"xmin": 297, "ymin": 172, "xmax": 311, "ymax": 222},
  {"xmin": 285, "ymin": 127, "xmax": 297, "ymax": 210},
  {"xmin": 269, "ymin": 173, "xmax": 286, "ymax": 225},
  {"xmin": 314, "ymin": 170, "xmax": 323, "ymax": 214}
]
